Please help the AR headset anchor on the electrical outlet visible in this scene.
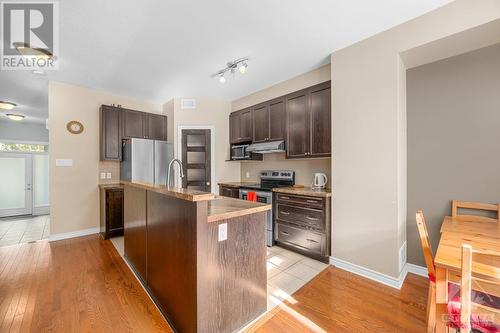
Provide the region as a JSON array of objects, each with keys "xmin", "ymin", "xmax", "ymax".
[
  {"xmin": 100, "ymin": 172, "xmax": 106, "ymax": 179},
  {"xmin": 106, "ymin": 172, "xmax": 112, "ymax": 179},
  {"xmin": 218, "ymin": 223, "xmax": 227, "ymax": 242}
]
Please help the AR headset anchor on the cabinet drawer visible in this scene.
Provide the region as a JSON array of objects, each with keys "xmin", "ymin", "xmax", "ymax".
[
  {"xmin": 276, "ymin": 193, "xmax": 323, "ymax": 209},
  {"xmin": 275, "ymin": 223, "xmax": 324, "ymax": 254},
  {"xmin": 276, "ymin": 203, "xmax": 324, "ymax": 230}
]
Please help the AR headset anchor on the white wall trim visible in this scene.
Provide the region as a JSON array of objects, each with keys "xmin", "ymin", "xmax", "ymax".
[
  {"xmin": 406, "ymin": 263, "xmax": 428, "ymax": 278},
  {"xmin": 177, "ymin": 125, "xmax": 216, "ymax": 193},
  {"xmin": 49, "ymin": 227, "xmax": 99, "ymax": 242},
  {"xmin": 330, "ymin": 256, "xmax": 409, "ymax": 289}
]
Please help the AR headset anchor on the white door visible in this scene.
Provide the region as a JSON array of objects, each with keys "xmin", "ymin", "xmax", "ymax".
[{"xmin": 0, "ymin": 153, "xmax": 33, "ymax": 217}]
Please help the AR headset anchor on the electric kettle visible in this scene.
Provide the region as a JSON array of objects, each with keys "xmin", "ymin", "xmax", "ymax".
[{"xmin": 313, "ymin": 173, "xmax": 328, "ymax": 189}]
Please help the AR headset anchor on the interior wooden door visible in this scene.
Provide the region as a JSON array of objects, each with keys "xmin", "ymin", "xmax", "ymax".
[{"xmin": 181, "ymin": 129, "xmax": 211, "ymax": 192}]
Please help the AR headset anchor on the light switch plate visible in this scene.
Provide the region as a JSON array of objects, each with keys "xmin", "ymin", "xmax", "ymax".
[
  {"xmin": 106, "ymin": 172, "xmax": 112, "ymax": 179},
  {"xmin": 246, "ymin": 171, "xmax": 250, "ymax": 178},
  {"xmin": 218, "ymin": 223, "xmax": 227, "ymax": 242},
  {"xmin": 100, "ymin": 172, "xmax": 106, "ymax": 179},
  {"xmin": 55, "ymin": 159, "xmax": 73, "ymax": 167}
]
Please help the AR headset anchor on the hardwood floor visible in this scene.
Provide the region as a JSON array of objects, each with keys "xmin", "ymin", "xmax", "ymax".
[
  {"xmin": 0, "ymin": 234, "xmax": 428, "ymax": 333},
  {"xmin": 248, "ymin": 267, "xmax": 428, "ymax": 333},
  {"xmin": 0, "ymin": 234, "xmax": 172, "ymax": 333}
]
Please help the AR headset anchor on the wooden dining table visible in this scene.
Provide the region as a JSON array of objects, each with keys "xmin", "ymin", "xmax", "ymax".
[{"xmin": 434, "ymin": 216, "xmax": 500, "ymax": 332}]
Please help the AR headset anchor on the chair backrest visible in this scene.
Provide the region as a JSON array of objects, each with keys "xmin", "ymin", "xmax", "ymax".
[
  {"xmin": 451, "ymin": 200, "xmax": 499, "ymax": 223},
  {"xmin": 415, "ymin": 210, "xmax": 436, "ymax": 281},
  {"xmin": 460, "ymin": 244, "xmax": 500, "ymax": 332}
]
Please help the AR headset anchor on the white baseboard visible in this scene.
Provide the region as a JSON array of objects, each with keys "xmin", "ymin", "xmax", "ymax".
[
  {"xmin": 49, "ymin": 227, "xmax": 99, "ymax": 242},
  {"xmin": 330, "ymin": 256, "xmax": 408, "ymax": 289},
  {"xmin": 406, "ymin": 263, "xmax": 428, "ymax": 278}
]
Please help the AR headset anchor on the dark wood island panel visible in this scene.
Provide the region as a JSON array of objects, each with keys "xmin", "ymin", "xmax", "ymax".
[
  {"xmin": 123, "ymin": 183, "xmax": 268, "ymax": 333},
  {"xmin": 197, "ymin": 212, "xmax": 267, "ymax": 333}
]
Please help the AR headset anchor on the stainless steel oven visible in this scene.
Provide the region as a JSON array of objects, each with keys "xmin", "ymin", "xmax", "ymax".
[
  {"xmin": 239, "ymin": 189, "xmax": 273, "ymax": 246},
  {"xmin": 231, "ymin": 144, "xmax": 250, "ymax": 160}
]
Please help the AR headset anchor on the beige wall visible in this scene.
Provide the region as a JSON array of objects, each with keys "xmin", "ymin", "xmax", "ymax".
[
  {"xmin": 407, "ymin": 43, "xmax": 500, "ymax": 267},
  {"xmin": 164, "ymin": 97, "xmax": 240, "ymax": 192},
  {"xmin": 331, "ymin": 0, "xmax": 500, "ymax": 278},
  {"xmin": 232, "ymin": 64, "xmax": 330, "ymax": 111},
  {"xmin": 48, "ymin": 81, "xmax": 161, "ymax": 235},
  {"xmin": 232, "ymin": 64, "xmax": 332, "ymax": 185},
  {"xmin": 241, "ymin": 154, "xmax": 330, "ymax": 188}
]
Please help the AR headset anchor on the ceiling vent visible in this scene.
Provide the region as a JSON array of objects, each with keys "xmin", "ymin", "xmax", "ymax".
[{"xmin": 181, "ymin": 99, "xmax": 196, "ymax": 109}]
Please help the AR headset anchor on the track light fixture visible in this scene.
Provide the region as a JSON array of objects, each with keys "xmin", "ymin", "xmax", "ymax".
[{"xmin": 212, "ymin": 57, "xmax": 248, "ymax": 83}]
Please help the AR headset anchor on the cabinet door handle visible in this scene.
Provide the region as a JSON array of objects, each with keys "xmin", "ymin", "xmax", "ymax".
[
  {"xmin": 306, "ymin": 216, "xmax": 318, "ymax": 221},
  {"xmin": 306, "ymin": 238, "xmax": 319, "ymax": 243},
  {"xmin": 280, "ymin": 231, "xmax": 290, "ymax": 236},
  {"xmin": 280, "ymin": 196, "xmax": 290, "ymax": 200},
  {"xmin": 280, "ymin": 211, "xmax": 290, "ymax": 215},
  {"xmin": 306, "ymin": 200, "xmax": 318, "ymax": 203}
]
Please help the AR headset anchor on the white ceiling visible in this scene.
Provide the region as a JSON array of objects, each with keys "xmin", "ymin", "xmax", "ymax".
[{"xmin": 0, "ymin": 0, "xmax": 451, "ymax": 124}]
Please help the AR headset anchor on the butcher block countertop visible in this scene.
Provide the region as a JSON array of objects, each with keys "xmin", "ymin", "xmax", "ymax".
[
  {"xmin": 208, "ymin": 196, "xmax": 271, "ymax": 223},
  {"xmin": 217, "ymin": 181, "xmax": 259, "ymax": 188},
  {"xmin": 272, "ymin": 186, "xmax": 332, "ymax": 198},
  {"xmin": 121, "ymin": 181, "xmax": 215, "ymax": 201},
  {"xmin": 98, "ymin": 183, "xmax": 123, "ymax": 189}
]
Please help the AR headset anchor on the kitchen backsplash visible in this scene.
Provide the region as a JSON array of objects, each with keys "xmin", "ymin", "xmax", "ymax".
[
  {"xmin": 240, "ymin": 153, "xmax": 331, "ymax": 188},
  {"xmin": 99, "ymin": 161, "xmax": 120, "ymax": 184}
]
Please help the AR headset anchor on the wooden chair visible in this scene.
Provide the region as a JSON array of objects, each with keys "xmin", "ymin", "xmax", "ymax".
[
  {"xmin": 451, "ymin": 200, "xmax": 500, "ymax": 223},
  {"xmin": 416, "ymin": 210, "xmax": 437, "ymax": 333},
  {"xmin": 446, "ymin": 244, "xmax": 500, "ymax": 332}
]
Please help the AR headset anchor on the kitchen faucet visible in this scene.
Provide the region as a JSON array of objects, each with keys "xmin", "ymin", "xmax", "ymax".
[{"xmin": 167, "ymin": 158, "xmax": 185, "ymax": 188}]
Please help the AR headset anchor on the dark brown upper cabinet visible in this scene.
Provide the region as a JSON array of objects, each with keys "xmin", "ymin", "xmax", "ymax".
[
  {"xmin": 252, "ymin": 97, "xmax": 285, "ymax": 143},
  {"xmin": 268, "ymin": 98, "xmax": 286, "ymax": 141},
  {"xmin": 100, "ymin": 105, "xmax": 168, "ymax": 161},
  {"xmin": 309, "ymin": 83, "xmax": 331, "ymax": 157},
  {"xmin": 286, "ymin": 90, "xmax": 309, "ymax": 158},
  {"xmin": 146, "ymin": 113, "xmax": 168, "ymax": 141},
  {"xmin": 100, "ymin": 105, "xmax": 122, "ymax": 161},
  {"xmin": 286, "ymin": 81, "xmax": 331, "ymax": 159},
  {"xmin": 122, "ymin": 109, "xmax": 146, "ymax": 139},
  {"xmin": 229, "ymin": 108, "xmax": 253, "ymax": 144},
  {"xmin": 252, "ymin": 103, "xmax": 269, "ymax": 143}
]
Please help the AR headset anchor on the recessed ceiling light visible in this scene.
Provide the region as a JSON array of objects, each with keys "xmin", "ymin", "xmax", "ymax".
[
  {"xmin": 13, "ymin": 42, "xmax": 53, "ymax": 59},
  {"xmin": 6, "ymin": 114, "xmax": 25, "ymax": 121},
  {"xmin": 0, "ymin": 101, "xmax": 17, "ymax": 110}
]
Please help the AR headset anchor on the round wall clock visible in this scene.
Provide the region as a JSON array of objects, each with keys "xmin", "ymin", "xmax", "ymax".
[{"xmin": 66, "ymin": 121, "xmax": 84, "ymax": 134}]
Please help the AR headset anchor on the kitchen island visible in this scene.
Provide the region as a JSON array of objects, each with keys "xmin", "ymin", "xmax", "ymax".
[{"xmin": 121, "ymin": 181, "xmax": 270, "ymax": 333}]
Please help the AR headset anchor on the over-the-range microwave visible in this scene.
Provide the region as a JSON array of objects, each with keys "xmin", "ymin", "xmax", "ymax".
[{"xmin": 231, "ymin": 144, "xmax": 250, "ymax": 160}]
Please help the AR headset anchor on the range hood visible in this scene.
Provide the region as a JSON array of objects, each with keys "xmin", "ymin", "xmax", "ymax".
[{"xmin": 246, "ymin": 140, "xmax": 285, "ymax": 154}]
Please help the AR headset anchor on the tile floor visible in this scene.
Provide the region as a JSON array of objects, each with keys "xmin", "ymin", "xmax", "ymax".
[
  {"xmin": 110, "ymin": 236, "xmax": 328, "ymax": 311},
  {"xmin": 0, "ymin": 215, "xmax": 50, "ymax": 247}
]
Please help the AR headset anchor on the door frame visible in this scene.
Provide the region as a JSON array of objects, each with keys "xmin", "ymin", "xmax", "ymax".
[
  {"xmin": 0, "ymin": 151, "xmax": 33, "ymax": 218},
  {"xmin": 177, "ymin": 125, "xmax": 216, "ymax": 194}
]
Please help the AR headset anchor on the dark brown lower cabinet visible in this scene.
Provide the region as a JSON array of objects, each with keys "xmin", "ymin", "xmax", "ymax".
[
  {"xmin": 219, "ymin": 185, "xmax": 240, "ymax": 199},
  {"xmin": 99, "ymin": 185, "xmax": 124, "ymax": 239},
  {"xmin": 273, "ymin": 193, "xmax": 331, "ymax": 263}
]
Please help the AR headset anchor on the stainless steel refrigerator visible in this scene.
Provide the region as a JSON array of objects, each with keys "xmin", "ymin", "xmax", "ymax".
[{"xmin": 120, "ymin": 138, "xmax": 174, "ymax": 185}]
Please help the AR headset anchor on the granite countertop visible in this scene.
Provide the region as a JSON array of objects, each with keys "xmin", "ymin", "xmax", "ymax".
[
  {"xmin": 120, "ymin": 181, "xmax": 215, "ymax": 202},
  {"xmin": 99, "ymin": 183, "xmax": 123, "ymax": 189},
  {"xmin": 217, "ymin": 181, "xmax": 259, "ymax": 188},
  {"xmin": 208, "ymin": 196, "xmax": 271, "ymax": 223},
  {"xmin": 272, "ymin": 186, "xmax": 332, "ymax": 198}
]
